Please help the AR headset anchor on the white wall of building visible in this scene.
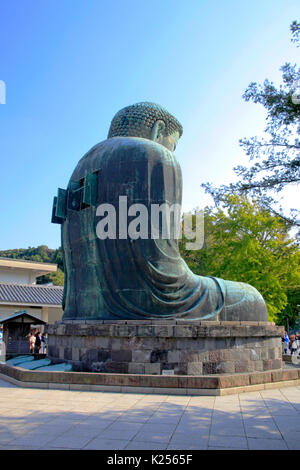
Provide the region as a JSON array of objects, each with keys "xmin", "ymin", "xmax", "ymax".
[{"xmin": 0, "ymin": 268, "xmax": 36, "ymax": 284}]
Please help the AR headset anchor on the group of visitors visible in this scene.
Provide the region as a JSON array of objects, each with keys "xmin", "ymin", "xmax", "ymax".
[
  {"xmin": 282, "ymin": 331, "xmax": 300, "ymax": 355},
  {"xmin": 29, "ymin": 329, "xmax": 47, "ymax": 354}
]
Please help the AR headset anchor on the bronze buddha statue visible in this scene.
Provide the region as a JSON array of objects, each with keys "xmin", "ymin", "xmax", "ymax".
[{"xmin": 52, "ymin": 102, "xmax": 268, "ymax": 322}]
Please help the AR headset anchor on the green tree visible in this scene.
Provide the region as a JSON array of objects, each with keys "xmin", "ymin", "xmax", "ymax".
[
  {"xmin": 36, "ymin": 268, "xmax": 64, "ymax": 286},
  {"xmin": 180, "ymin": 195, "xmax": 300, "ymax": 322},
  {"xmin": 276, "ymin": 286, "xmax": 300, "ymax": 331},
  {"xmin": 202, "ymin": 21, "xmax": 300, "ymax": 231}
]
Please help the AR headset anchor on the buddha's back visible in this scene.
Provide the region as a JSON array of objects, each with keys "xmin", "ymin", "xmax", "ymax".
[
  {"xmin": 62, "ymin": 136, "xmax": 227, "ymax": 320},
  {"xmin": 52, "ymin": 102, "xmax": 268, "ymax": 322}
]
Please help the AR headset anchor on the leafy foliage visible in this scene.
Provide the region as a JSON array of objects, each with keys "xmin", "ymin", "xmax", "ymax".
[
  {"xmin": 276, "ymin": 286, "xmax": 300, "ymax": 331},
  {"xmin": 291, "ymin": 20, "xmax": 300, "ymax": 46},
  {"xmin": 180, "ymin": 195, "xmax": 300, "ymax": 322}
]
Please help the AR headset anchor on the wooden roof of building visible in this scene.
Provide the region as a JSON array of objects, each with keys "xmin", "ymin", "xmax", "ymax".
[
  {"xmin": 0, "ymin": 283, "xmax": 63, "ymax": 307},
  {"xmin": 0, "ymin": 310, "xmax": 46, "ymax": 324}
]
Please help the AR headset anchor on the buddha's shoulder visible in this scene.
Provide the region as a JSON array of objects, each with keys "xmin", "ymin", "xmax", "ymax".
[
  {"xmin": 87, "ymin": 137, "xmax": 169, "ymax": 159},
  {"xmin": 71, "ymin": 137, "xmax": 172, "ymax": 179}
]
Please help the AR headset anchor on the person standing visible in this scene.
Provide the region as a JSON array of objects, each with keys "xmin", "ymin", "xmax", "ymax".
[
  {"xmin": 289, "ymin": 334, "xmax": 297, "ymax": 355},
  {"xmin": 284, "ymin": 331, "xmax": 290, "ymax": 354},
  {"xmin": 29, "ymin": 332, "xmax": 35, "ymax": 354},
  {"xmin": 41, "ymin": 333, "xmax": 47, "ymax": 354},
  {"xmin": 296, "ymin": 331, "xmax": 300, "ymax": 348},
  {"xmin": 34, "ymin": 331, "xmax": 42, "ymax": 354}
]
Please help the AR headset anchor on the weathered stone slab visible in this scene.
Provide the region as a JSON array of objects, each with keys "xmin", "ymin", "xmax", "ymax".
[
  {"xmin": 250, "ymin": 372, "xmax": 272, "ymax": 385},
  {"xmin": 187, "ymin": 362, "xmax": 203, "ymax": 375},
  {"xmin": 46, "ymin": 320, "xmax": 283, "ymax": 376},
  {"xmin": 144, "ymin": 363, "xmax": 160, "ymax": 375},
  {"xmin": 218, "ymin": 374, "xmax": 250, "ymax": 388},
  {"xmin": 1, "ymin": 363, "xmax": 299, "ymax": 394}
]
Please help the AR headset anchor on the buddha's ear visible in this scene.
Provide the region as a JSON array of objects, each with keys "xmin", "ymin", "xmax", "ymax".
[{"xmin": 151, "ymin": 120, "xmax": 166, "ymax": 142}]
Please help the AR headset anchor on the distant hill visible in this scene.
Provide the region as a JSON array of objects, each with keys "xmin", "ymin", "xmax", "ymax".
[{"xmin": 0, "ymin": 245, "xmax": 64, "ymax": 286}]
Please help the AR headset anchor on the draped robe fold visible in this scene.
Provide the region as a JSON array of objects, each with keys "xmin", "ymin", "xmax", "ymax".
[{"xmin": 62, "ymin": 137, "xmax": 227, "ymax": 320}]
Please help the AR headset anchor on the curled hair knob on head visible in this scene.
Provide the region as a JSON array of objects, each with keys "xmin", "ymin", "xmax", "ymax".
[{"xmin": 108, "ymin": 102, "xmax": 183, "ymax": 139}]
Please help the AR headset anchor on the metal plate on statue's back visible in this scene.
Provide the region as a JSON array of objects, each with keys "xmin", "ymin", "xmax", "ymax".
[
  {"xmin": 56, "ymin": 188, "xmax": 67, "ymax": 219},
  {"xmin": 51, "ymin": 196, "xmax": 64, "ymax": 224},
  {"xmin": 83, "ymin": 172, "xmax": 97, "ymax": 207},
  {"xmin": 68, "ymin": 180, "xmax": 82, "ymax": 211}
]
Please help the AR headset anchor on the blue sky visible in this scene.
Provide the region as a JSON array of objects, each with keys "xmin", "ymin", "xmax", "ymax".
[{"xmin": 0, "ymin": 0, "xmax": 299, "ymax": 250}]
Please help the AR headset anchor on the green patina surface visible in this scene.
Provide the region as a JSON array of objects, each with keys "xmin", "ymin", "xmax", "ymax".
[
  {"xmin": 6, "ymin": 355, "xmax": 35, "ymax": 366},
  {"xmin": 35, "ymin": 363, "xmax": 73, "ymax": 372},
  {"xmin": 6, "ymin": 356, "xmax": 72, "ymax": 372},
  {"xmin": 51, "ymin": 102, "xmax": 269, "ymax": 322},
  {"xmin": 17, "ymin": 358, "xmax": 52, "ymax": 370}
]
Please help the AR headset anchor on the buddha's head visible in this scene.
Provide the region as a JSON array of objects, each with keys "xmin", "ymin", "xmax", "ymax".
[{"xmin": 108, "ymin": 102, "xmax": 183, "ymax": 151}]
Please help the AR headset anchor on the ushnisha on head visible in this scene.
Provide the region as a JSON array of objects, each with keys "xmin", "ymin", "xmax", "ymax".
[{"xmin": 107, "ymin": 102, "xmax": 183, "ymax": 152}]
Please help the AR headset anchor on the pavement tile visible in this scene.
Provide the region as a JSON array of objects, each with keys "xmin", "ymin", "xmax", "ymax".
[
  {"xmin": 96, "ymin": 428, "xmax": 141, "ymax": 441},
  {"xmin": 272, "ymin": 416, "xmax": 300, "ymax": 432},
  {"xmin": 140, "ymin": 423, "xmax": 177, "ymax": 434},
  {"xmin": 146, "ymin": 416, "xmax": 182, "ymax": 425},
  {"xmin": 210, "ymin": 424, "xmax": 245, "ymax": 437},
  {"xmin": 105, "ymin": 421, "xmax": 144, "ymax": 431},
  {"xmin": 126, "ymin": 441, "xmax": 168, "ymax": 450},
  {"xmin": 8, "ymin": 434, "xmax": 58, "ymax": 447},
  {"xmin": 247, "ymin": 438, "xmax": 288, "ymax": 450},
  {"xmin": 1, "ymin": 376, "xmax": 300, "ymax": 451},
  {"xmin": 0, "ymin": 434, "xmax": 21, "ymax": 444},
  {"xmin": 214, "ymin": 411, "xmax": 243, "ymax": 418},
  {"xmin": 35, "ymin": 423, "xmax": 74, "ymax": 434},
  {"xmin": 178, "ymin": 416, "xmax": 211, "ymax": 427},
  {"xmin": 52, "ymin": 412, "xmax": 89, "ymax": 421},
  {"xmin": 175, "ymin": 424, "xmax": 210, "ymax": 435},
  {"xmin": 280, "ymin": 431, "xmax": 300, "ymax": 449},
  {"xmin": 170, "ymin": 433, "xmax": 209, "ymax": 447},
  {"xmin": 267, "ymin": 407, "xmax": 297, "ymax": 416},
  {"xmin": 79, "ymin": 417, "xmax": 116, "ymax": 428},
  {"xmin": 168, "ymin": 443, "xmax": 208, "ymax": 450},
  {"xmin": 22, "ymin": 415, "xmax": 58, "ymax": 424},
  {"xmin": 46, "ymin": 434, "xmax": 93, "ymax": 449},
  {"xmin": 242, "ymin": 416, "xmax": 275, "ymax": 425},
  {"xmin": 208, "ymin": 435, "xmax": 248, "ymax": 449},
  {"xmin": 208, "ymin": 446, "xmax": 247, "ymax": 450},
  {"xmin": 244, "ymin": 423, "xmax": 282, "ymax": 439},
  {"xmin": 60, "ymin": 425, "xmax": 103, "ymax": 439},
  {"xmin": 241, "ymin": 411, "xmax": 272, "ymax": 418},
  {"xmin": 83, "ymin": 438, "xmax": 129, "ymax": 450},
  {"xmin": 286, "ymin": 439, "xmax": 300, "ymax": 450},
  {"xmin": 132, "ymin": 431, "xmax": 172, "ymax": 444},
  {"xmin": 117, "ymin": 415, "xmax": 152, "ymax": 423},
  {"xmin": 4, "ymin": 445, "xmax": 43, "ymax": 450},
  {"xmin": 211, "ymin": 414, "xmax": 243, "ymax": 422},
  {"xmin": 40, "ymin": 447, "xmax": 73, "ymax": 450},
  {"xmin": 181, "ymin": 410, "xmax": 212, "ymax": 418}
]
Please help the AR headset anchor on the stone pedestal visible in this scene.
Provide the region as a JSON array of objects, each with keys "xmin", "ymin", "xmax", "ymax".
[{"xmin": 46, "ymin": 320, "xmax": 284, "ymax": 375}]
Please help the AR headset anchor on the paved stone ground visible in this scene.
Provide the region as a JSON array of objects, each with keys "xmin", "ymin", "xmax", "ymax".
[{"xmin": 0, "ymin": 378, "xmax": 299, "ymax": 450}]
